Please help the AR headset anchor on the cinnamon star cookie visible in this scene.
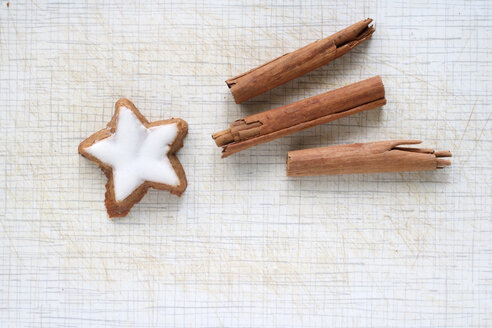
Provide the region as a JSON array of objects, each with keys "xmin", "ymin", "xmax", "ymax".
[{"xmin": 79, "ymin": 98, "xmax": 188, "ymax": 218}]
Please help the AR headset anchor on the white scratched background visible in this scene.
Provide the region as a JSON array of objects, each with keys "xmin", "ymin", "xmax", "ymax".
[{"xmin": 0, "ymin": 0, "xmax": 491, "ymax": 327}]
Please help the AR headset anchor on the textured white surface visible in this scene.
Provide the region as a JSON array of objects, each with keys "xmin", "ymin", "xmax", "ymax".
[{"xmin": 0, "ymin": 1, "xmax": 491, "ymax": 327}]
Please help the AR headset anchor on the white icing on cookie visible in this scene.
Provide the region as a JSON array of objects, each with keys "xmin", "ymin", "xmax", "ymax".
[{"xmin": 85, "ymin": 107, "xmax": 180, "ymax": 201}]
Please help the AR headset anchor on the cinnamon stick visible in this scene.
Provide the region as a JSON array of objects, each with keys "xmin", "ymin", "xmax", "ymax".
[
  {"xmin": 213, "ymin": 76, "xmax": 386, "ymax": 158},
  {"xmin": 286, "ymin": 140, "xmax": 452, "ymax": 176},
  {"xmin": 226, "ymin": 18, "xmax": 375, "ymax": 103}
]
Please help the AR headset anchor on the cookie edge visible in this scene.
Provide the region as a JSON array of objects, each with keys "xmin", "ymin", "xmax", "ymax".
[{"xmin": 78, "ymin": 98, "xmax": 188, "ymax": 218}]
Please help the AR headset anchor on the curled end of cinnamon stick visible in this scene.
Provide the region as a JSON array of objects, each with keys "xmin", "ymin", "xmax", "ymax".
[
  {"xmin": 225, "ymin": 80, "xmax": 235, "ymax": 89},
  {"xmin": 435, "ymin": 150, "xmax": 452, "ymax": 168},
  {"xmin": 212, "ymin": 119, "xmax": 263, "ymax": 147},
  {"xmin": 436, "ymin": 158, "xmax": 451, "ymax": 168},
  {"xmin": 435, "ymin": 150, "xmax": 452, "ymax": 158},
  {"xmin": 392, "ymin": 141, "xmax": 452, "ymax": 169},
  {"xmin": 333, "ymin": 18, "xmax": 375, "ymax": 48},
  {"xmin": 212, "ymin": 128, "xmax": 234, "ymax": 147}
]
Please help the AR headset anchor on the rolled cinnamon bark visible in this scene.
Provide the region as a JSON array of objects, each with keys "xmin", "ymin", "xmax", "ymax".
[
  {"xmin": 226, "ymin": 18, "xmax": 375, "ymax": 103},
  {"xmin": 213, "ymin": 76, "xmax": 386, "ymax": 158},
  {"xmin": 286, "ymin": 140, "xmax": 452, "ymax": 176}
]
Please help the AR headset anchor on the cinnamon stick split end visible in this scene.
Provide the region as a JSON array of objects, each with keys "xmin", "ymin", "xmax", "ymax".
[
  {"xmin": 226, "ymin": 18, "xmax": 375, "ymax": 104},
  {"xmin": 286, "ymin": 140, "xmax": 452, "ymax": 176},
  {"xmin": 435, "ymin": 150, "xmax": 452, "ymax": 158},
  {"xmin": 436, "ymin": 158, "xmax": 451, "ymax": 168},
  {"xmin": 212, "ymin": 128, "xmax": 234, "ymax": 147},
  {"xmin": 213, "ymin": 120, "xmax": 263, "ymax": 147}
]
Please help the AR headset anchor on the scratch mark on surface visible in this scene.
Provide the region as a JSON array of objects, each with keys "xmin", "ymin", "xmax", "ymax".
[
  {"xmin": 462, "ymin": 110, "xmax": 492, "ymax": 166},
  {"xmin": 0, "ymin": 219, "xmax": 21, "ymax": 262},
  {"xmin": 460, "ymin": 99, "xmax": 477, "ymax": 142}
]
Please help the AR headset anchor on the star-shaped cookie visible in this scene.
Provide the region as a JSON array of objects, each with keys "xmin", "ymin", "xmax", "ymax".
[{"xmin": 79, "ymin": 98, "xmax": 188, "ymax": 218}]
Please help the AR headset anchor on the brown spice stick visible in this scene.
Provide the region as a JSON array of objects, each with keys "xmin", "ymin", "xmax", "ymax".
[
  {"xmin": 226, "ymin": 18, "xmax": 375, "ymax": 104},
  {"xmin": 213, "ymin": 76, "xmax": 386, "ymax": 158},
  {"xmin": 286, "ymin": 140, "xmax": 452, "ymax": 176}
]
